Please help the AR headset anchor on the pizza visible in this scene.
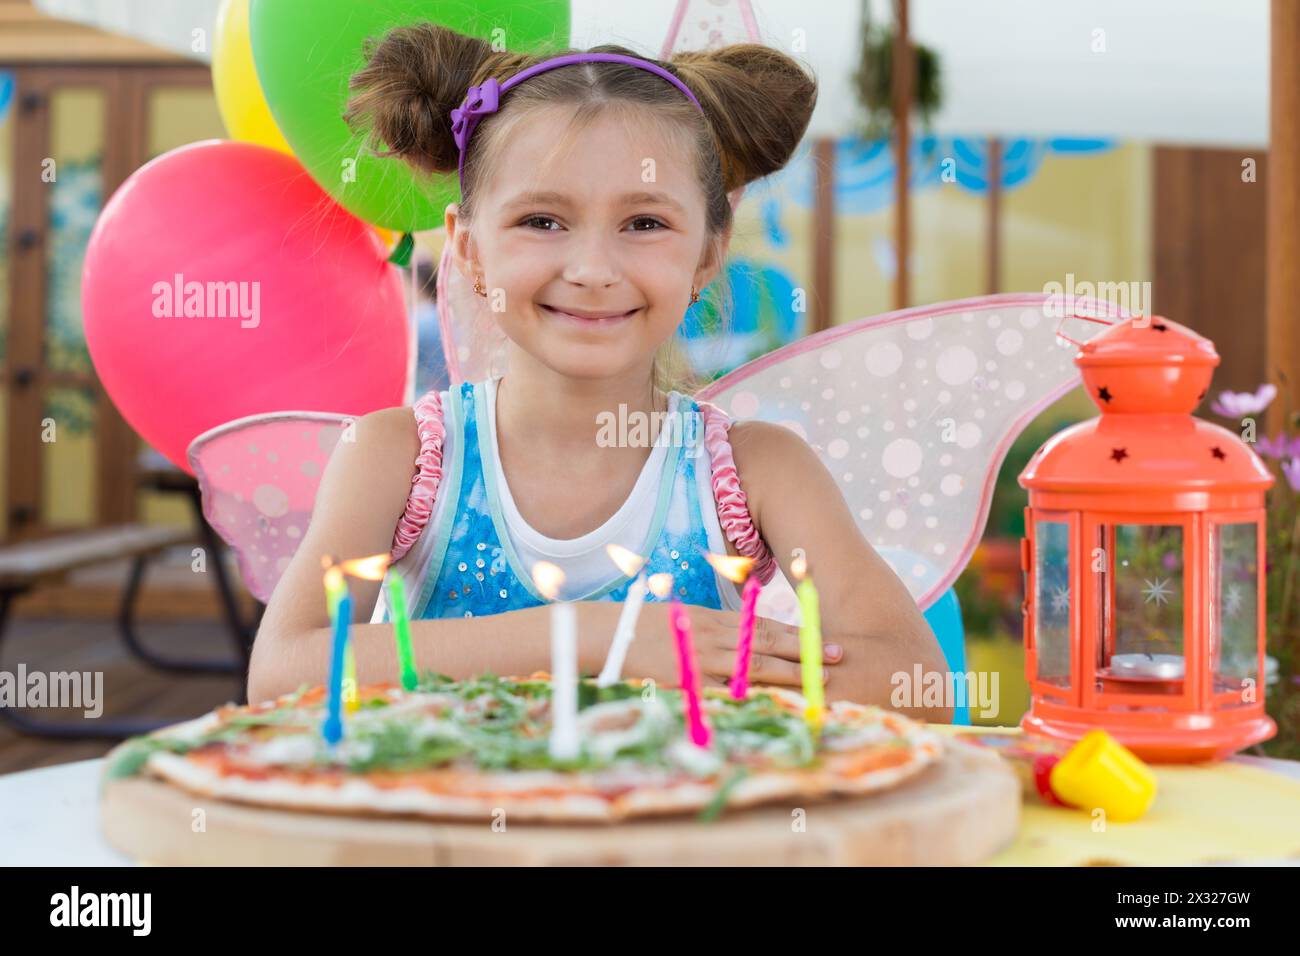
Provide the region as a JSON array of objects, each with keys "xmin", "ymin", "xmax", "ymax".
[{"xmin": 103, "ymin": 674, "xmax": 944, "ymax": 824}]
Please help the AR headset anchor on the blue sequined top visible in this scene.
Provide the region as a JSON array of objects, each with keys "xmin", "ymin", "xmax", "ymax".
[{"xmin": 374, "ymin": 380, "xmax": 727, "ymax": 621}]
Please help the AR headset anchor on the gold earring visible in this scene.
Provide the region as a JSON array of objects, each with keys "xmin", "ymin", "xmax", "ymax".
[
  {"xmin": 689, "ymin": 286, "xmax": 700, "ymax": 304},
  {"xmin": 474, "ymin": 275, "xmax": 486, "ymax": 297}
]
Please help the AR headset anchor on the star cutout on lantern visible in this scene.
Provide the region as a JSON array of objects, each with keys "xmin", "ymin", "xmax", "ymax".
[
  {"xmin": 1142, "ymin": 577, "xmax": 1174, "ymax": 607},
  {"xmin": 1110, "ymin": 447, "xmax": 1129, "ymax": 462},
  {"xmin": 1211, "ymin": 446, "xmax": 1226, "ymax": 460},
  {"xmin": 1098, "ymin": 386, "xmax": 1113, "ymax": 403},
  {"xmin": 1224, "ymin": 582, "xmax": 1244, "ymax": 617},
  {"xmin": 1050, "ymin": 585, "xmax": 1069, "ymax": 614}
]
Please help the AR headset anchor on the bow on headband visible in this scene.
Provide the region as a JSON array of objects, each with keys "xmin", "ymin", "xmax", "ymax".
[{"xmin": 450, "ymin": 76, "xmax": 502, "ymax": 153}]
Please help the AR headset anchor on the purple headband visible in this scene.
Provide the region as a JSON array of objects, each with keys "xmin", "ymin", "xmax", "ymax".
[{"xmin": 449, "ymin": 52, "xmax": 704, "ymax": 193}]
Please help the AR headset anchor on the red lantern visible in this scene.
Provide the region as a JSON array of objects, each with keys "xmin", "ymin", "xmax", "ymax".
[{"xmin": 1018, "ymin": 316, "xmax": 1275, "ymax": 762}]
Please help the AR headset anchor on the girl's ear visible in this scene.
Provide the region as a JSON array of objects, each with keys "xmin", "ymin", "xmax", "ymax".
[
  {"xmin": 444, "ymin": 202, "xmax": 481, "ymax": 281},
  {"xmin": 693, "ymin": 224, "xmax": 733, "ymax": 292}
]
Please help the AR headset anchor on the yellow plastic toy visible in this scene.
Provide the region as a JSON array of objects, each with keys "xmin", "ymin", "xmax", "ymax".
[{"xmin": 1049, "ymin": 729, "xmax": 1158, "ymax": 822}]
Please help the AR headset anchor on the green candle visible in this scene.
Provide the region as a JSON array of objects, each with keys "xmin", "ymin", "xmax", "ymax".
[
  {"xmin": 792, "ymin": 555, "xmax": 825, "ymax": 730},
  {"xmin": 388, "ymin": 575, "xmax": 417, "ymax": 690}
]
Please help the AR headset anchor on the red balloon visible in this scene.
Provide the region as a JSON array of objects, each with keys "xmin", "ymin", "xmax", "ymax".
[{"xmin": 83, "ymin": 140, "xmax": 407, "ymax": 473}]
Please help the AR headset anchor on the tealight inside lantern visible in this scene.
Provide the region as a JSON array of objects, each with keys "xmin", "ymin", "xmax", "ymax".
[{"xmin": 1098, "ymin": 523, "xmax": 1186, "ymax": 693}]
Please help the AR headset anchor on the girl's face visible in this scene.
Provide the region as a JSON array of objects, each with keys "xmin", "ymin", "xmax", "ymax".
[{"xmin": 446, "ymin": 105, "xmax": 728, "ymax": 383}]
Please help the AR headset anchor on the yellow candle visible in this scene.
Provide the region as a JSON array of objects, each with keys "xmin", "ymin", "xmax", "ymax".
[
  {"xmin": 330, "ymin": 553, "xmax": 393, "ymax": 709},
  {"xmin": 323, "ymin": 559, "xmax": 358, "ymax": 713},
  {"xmin": 791, "ymin": 554, "xmax": 824, "ymax": 730},
  {"xmin": 343, "ymin": 645, "xmax": 359, "ymax": 713},
  {"xmin": 322, "ymin": 560, "xmax": 347, "ymax": 611}
]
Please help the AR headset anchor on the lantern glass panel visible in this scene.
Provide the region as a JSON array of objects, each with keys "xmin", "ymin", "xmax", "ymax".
[
  {"xmin": 1034, "ymin": 519, "xmax": 1071, "ymax": 687},
  {"xmin": 1212, "ymin": 522, "xmax": 1259, "ymax": 690},
  {"xmin": 1106, "ymin": 524, "xmax": 1185, "ymax": 676}
]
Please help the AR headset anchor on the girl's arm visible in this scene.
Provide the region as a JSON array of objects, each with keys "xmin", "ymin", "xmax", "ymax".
[
  {"xmin": 247, "ymin": 407, "xmax": 620, "ymax": 702},
  {"xmin": 728, "ymin": 421, "xmax": 955, "ymax": 723}
]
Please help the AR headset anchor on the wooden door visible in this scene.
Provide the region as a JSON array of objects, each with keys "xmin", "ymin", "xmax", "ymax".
[{"xmin": 1, "ymin": 63, "xmax": 215, "ymax": 542}]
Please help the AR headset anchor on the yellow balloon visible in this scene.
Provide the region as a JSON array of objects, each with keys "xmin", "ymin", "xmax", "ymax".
[{"xmin": 213, "ymin": 0, "xmax": 293, "ymax": 154}]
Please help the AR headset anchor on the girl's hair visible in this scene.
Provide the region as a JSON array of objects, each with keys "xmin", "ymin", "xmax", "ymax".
[{"xmin": 345, "ymin": 24, "xmax": 817, "ymax": 394}]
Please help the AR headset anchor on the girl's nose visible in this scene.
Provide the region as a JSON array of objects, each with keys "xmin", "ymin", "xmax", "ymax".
[{"xmin": 561, "ymin": 236, "xmax": 621, "ymax": 288}]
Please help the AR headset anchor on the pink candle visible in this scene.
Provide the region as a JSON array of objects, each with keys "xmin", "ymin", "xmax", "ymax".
[
  {"xmin": 669, "ymin": 597, "xmax": 711, "ymax": 748},
  {"xmin": 702, "ymin": 553, "xmax": 761, "ymax": 700},
  {"xmin": 732, "ymin": 574, "xmax": 763, "ymax": 699}
]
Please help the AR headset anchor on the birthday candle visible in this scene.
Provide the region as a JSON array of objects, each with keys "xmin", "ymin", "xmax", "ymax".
[
  {"xmin": 322, "ymin": 584, "xmax": 351, "ymax": 746},
  {"xmin": 387, "ymin": 575, "xmax": 418, "ymax": 691},
  {"xmin": 606, "ymin": 571, "xmax": 678, "ymax": 692},
  {"xmin": 321, "ymin": 561, "xmax": 349, "ymax": 742},
  {"xmin": 336, "ymin": 552, "xmax": 396, "ymax": 699},
  {"xmin": 703, "ymin": 553, "xmax": 760, "ymax": 699},
  {"xmin": 322, "ymin": 558, "xmax": 347, "ymax": 612},
  {"xmin": 533, "ymin": 562, "xmax": 578, "ymax": 760},
  {"xmin": 340, "ymin": 651, "xmax": 357, "ymax": 712},
  {"xmin": 734, "ymin": 575, "xmax": 762, "ymax": 698},
  {"xmin": 598, "ymin": 544, "xmax": 649, "ymax": 687},
  {"xmin": 669, "ymin": 594, "xmax": 711, "ymax": 748},
  {"xmin": 791, "ymin": 554, "xmax": 825, "ymax": 730}
]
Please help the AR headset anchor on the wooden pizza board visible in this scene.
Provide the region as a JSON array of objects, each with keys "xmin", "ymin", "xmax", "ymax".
[{"xmin": 99, "ymin": 737, "xmax": 1019, "ymax": 866}]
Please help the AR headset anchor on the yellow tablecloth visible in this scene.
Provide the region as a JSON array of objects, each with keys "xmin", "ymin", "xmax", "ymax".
[{"xmin": 932, "ymin": 725, "xmax": 1300, "ymax": 866}]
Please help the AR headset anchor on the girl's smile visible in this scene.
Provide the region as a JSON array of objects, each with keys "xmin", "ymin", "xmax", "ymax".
[{"xmin": 539, "ymin": 303, "xmax": 643, "ymax": 329}]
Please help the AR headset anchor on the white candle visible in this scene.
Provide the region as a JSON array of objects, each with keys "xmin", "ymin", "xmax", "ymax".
[
  {"xmin": 598, "ymin": 544, "xmax": 651, "ymax": 687},
  {"xmin": 1108, "ymin": 653, "xmax": 1185, "ymax": 680},
  {"xmin": 550, "ymin": 600, "xmax": 578, "ymax": 758},
  {"xmin": 533, "ymin": 561, "xmax": 578, "ymax": 760},
  {"xmin": 598, "ymin": 572, "xmax": 646, "ymax": 686}
]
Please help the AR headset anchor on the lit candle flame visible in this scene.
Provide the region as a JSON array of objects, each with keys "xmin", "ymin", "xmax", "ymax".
[
  {"xmin": 323, "ymin": 564, "xmax": 345, "ymax": 593},
  {"xmin": 791, "ymin": 553, "xmax": 809, "ymax": 580},
  {"xmin": 605, "ymin": 543, "xmax": 647, "ymax": 578},
  {"xmin": 338, "ymin": 552, "xmax": 391, "ymax": 581},
  {"xmin": 703, "ymin": 552, "xmax": 756, "ymax": 584},
  {"xmin": 532, "ymin": 561, "xmax": 565, "ymax": 601},
  {"xmin": 647, "ymin": 573, "xmax": 674, "ymax": 599}
]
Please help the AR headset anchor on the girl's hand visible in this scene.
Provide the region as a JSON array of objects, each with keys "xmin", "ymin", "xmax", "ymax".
[{"xmin": 616, "ymin": 602, "xmax": 842, "ymax": 689}]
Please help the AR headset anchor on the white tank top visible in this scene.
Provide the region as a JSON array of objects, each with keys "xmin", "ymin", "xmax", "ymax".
[{"xmin": 485, "ymin": 377, "xmax": 738, "ymax": 604}]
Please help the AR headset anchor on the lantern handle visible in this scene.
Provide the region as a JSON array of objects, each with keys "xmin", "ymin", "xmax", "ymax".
[{"xmin": 1053, "ymin": 310, "xmax": 1120, "ymax": 350}]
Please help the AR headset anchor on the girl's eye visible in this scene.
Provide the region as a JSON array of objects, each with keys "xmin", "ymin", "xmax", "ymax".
[
  {"xmin": 522, "ymin": 215, "xmax": 561, "ymax": 231},
  {"xmin": 520, "ymin": 216, "xmax": 666, "ymax": 232}
]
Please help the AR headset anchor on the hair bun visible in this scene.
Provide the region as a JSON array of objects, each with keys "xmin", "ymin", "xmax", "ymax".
[
  {"xmin": 345, "ymin": 23, "xmax": 500, "ymax": 174},
  {"xmin": 671, "ymin": 43, "xmax": 818, "ymax": 191}
]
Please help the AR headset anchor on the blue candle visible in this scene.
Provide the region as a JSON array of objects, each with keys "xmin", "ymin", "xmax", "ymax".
[{"xmin": 322, "ymin": 590, "xmax": 352, "ymax": 746}]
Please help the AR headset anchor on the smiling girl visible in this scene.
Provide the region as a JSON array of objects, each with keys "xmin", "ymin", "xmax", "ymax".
[{"xmin": 247, "ymin": 23, "xmax": 951, "ymax": 722}]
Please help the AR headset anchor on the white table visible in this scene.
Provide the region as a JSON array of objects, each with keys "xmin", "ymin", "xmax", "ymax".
[
  {"xmin": 0, "ymin": 760, "xmax": 132, "ymax": 866},
  {"xmin": 3, "ymin": 753, "xmax": 1299, "ymax": 866}
]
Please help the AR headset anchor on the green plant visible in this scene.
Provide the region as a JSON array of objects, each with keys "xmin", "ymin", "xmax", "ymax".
[
  {"xmin": 1209, "ymin": 381, "xmax": 1300, "ymax": 760},
  {"xmin": 851, "ymin": 0, "xmax": 943, "ymax": 140}
]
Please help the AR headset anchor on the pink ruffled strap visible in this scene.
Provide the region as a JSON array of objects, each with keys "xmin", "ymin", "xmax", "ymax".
[
  {"xmin": 697, "ymin": 401, "xmax": 778, "ymax": 585},
  {"xmin": 390, "ymin": 389, "xmax": 446, "ymax": 562}
]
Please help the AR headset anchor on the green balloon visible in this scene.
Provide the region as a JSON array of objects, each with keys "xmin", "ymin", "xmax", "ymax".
[{"xmin": 250, "ymin": 0, "xmax": 569, "ymax": 231}]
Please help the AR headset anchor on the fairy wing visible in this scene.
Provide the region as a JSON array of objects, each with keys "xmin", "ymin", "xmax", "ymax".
[
  {"xmin": 187, "ymin": 411, "xmax": 354, "ymax": 603},
  {"xmin": 698, "ymin": 293, "xmax": 1127, "ymax": 615}
]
